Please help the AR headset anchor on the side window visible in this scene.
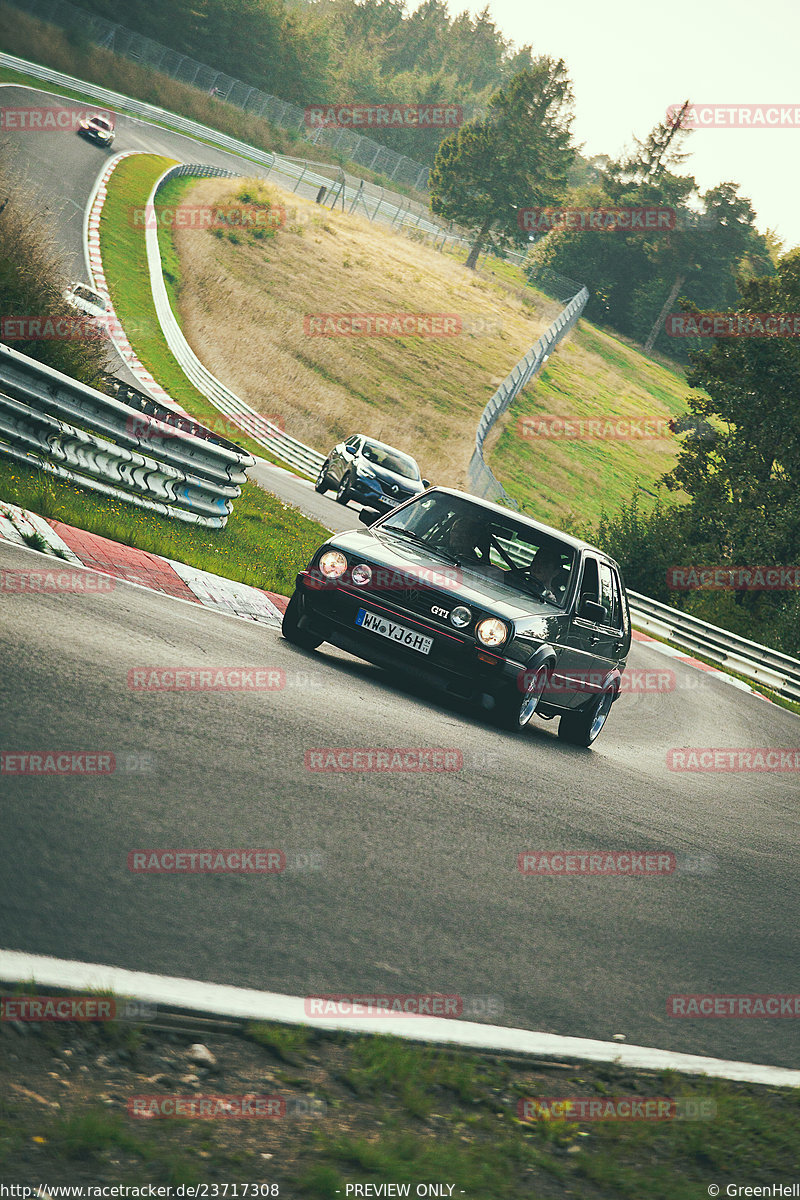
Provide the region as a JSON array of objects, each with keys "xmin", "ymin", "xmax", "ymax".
[
  {"xmin": 579, "ymin": 556, "xmax": 600, "ymax": 608},
  {"xmin": 599, "ymin": 563, "xmax": 621, "ymax": 629}
]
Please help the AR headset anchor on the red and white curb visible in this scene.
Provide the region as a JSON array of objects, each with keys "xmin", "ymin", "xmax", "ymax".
[
  {"xmin": 0, "ymin": 501, "xmax": 83, "ymax": 564},
  {"xmin": 0, "ymin": 501, "xmax": 285, "ymax": 625},
  {"xmin": 1, "ymin": 950, "xmax": 798, "ymax": 1089},
  {"xmin": 84, "ymin": 151, "xmax": 187, "ymax": 414},
  {"xmin": 631, "ymin": 629, "xmax": 774, "ymax": 703}
]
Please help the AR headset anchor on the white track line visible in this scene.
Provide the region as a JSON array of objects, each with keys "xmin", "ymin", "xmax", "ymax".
[{"xmin": 1, "ymin": 951, "xmax": 798, "ymax": 1088}]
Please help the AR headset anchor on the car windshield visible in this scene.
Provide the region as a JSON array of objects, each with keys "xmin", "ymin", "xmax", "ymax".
[
  {"xmin": 378, "ymin": 493, "xmax": 576, "ymax": 605},
  {"xmin": 91, "ymin": 118, "xmax": 112, "ymax": 130},
  {"xmin": 361, "ymin": 440, "xmax": 420, "ymax": 480}
]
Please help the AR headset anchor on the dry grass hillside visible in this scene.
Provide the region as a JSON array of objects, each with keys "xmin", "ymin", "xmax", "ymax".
[{"xmin": 170, "ymin": 178, "xmax": 561, "ymax": 485}]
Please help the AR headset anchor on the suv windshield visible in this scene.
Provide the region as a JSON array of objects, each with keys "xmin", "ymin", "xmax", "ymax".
[
  {"xmin": 379, "ymin": 493, "xmax": 576, "ymax": 605},
  {"xmin": 362, "ymin": 440, "xmax": 420, "ymax": 480}
]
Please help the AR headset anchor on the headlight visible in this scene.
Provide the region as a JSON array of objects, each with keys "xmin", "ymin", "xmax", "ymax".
[
  {"xmin": 318, "ymin": 550, "xmax": 348, "ymax": 579},
  {"xmin": 351, "ymin": 562, "xmax": 372, "ymax": 586},
  {"xmin": 476, "ymin": 617, "xmax": 509, "ymax": 648},
  {"xmin": 450, "ymin": 605, "xmax": 472, "ymax": 628},
  {"xmin": 356, "ymin": 462, "xmax": 377, "ymax": 479}
]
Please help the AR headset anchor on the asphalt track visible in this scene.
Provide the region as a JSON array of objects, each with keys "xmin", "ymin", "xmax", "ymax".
[
  {"xmin": 1, "ymin": 83, "xmax": 799, "ymax": 1070},
  {"xmin": 1, "ymin": 538, "xmax": 799, "ymax": 1068}
]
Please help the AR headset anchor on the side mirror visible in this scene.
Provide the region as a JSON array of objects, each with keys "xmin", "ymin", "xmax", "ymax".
[
  {"xmin": 579, "ymin": 597, "xmax": 607, "ymax": 624},
  {"xmin": 359, "ymin": 509, "xmax": 378, "ymax": 526},
  {"xmin": 422, "ymin": 479, "xmax": 431, "ymax": 488}
]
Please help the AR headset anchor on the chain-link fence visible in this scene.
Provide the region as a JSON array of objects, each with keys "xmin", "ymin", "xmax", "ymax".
[
  {"xmin": 468, "ymin": 286, "xmax": 590, "ymax": 509},
  {"xmin": 10, "ymin": 0, "xmax": 436, "ymax": 191}
]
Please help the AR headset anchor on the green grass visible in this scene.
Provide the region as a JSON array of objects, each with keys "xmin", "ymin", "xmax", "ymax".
[
  {"xmin": 97, "ymin": 153, "xmax": 298, "ymax": 472},
  {"xmin": 0, "ymin": 457, "xmax": 328, "ymax": 594},
  {"xmin": 246, "ymin": 1021, "xmax": 312, "ymax": 1063},
  {"xmin": 3, "ymin": 1017, "xmax": 799, "ymax": 1193},
  {"xmin": 489, "ymin": 318, "xmax": 691, "ymax": 530}
]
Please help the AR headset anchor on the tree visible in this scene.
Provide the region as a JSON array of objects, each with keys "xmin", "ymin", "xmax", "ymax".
[
  {"xmin": 429, "ymin": 62, "xmax": 574, "ymax": 269},
  {"xmin": 659, "ymin": 251, "xmax": 800, "ymax": 652}
]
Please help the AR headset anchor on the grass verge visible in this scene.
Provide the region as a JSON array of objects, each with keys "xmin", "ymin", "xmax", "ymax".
[
  {"xmin": 98, "ymin": 152, "xmax": 304, "ymax": 474},
  {"xmin": 1, "ymin": 1014, "xmax": 798, "ymax": 1195},
  {"xmin": 160, "ymin": 173, "xmax": 693, "ymax": 522},
  {"xmin": 0, "ymin": 456, "xmax": 328, "ymax": 595}
]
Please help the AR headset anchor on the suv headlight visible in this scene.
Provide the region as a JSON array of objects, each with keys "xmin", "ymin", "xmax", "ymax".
[
  {"xmin": 318, "ymin": 550, "xmax": 348, "ymax": 579},
  {"xmin": 356, "ymin": 461, "xmax": 377, "ymax": 479},
  {"xmin": 476, "ymin": 617, "xmax": 509, "ymax": 648}
]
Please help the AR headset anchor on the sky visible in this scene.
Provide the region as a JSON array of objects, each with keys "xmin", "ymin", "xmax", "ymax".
[{"xmin": 436, "ymin": 0, "xmax": 799, "ymax": 252}]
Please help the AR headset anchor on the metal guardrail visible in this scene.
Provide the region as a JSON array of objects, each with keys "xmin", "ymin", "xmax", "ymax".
[
  {"xmin": 7, "ymin": 56, "xmax": 794, "ymax": 690},
  {"xmin": 628, "ymin": 590, "xmax": 800, "ymax": 702},
  {"xmin": 467, "ymin": 286, "xmax": 590, "ymax": 508},
  {"xmin": 462, "ymin": 293, "xmax": 800, "ymax": 699},
  {"xmin": 144, "ymin": 164, "xmax": 325, "ymax": 478},
  {"xmin": 0, "ymin": 51, "xmax": 531, "ymax": 271},
  {"xmin": 0, "ymin": 342, "xmax": 254, "ymax": 528},
  {"xmin": 10, "ymin": 0, "xmax": 435, "ymax": 192}
]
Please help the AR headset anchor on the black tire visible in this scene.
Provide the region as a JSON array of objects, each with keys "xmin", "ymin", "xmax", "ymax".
[
  {"xmin": 558, "ymin": 685, "xmax": 616, "ymax": 747},
  {"xmin": 281, "ymin": 592, "xmax": 324, "ymax": 650},
  {"xmin": 314, "ymin": 464, "xmax": 331, "ymax": 493},
  {"xmin": 335, "ymin": 471, "xmax": 353, "ymax": 505},
  {"xmin": 493, "ymin": 664, "xmax": 548, "ymax": 731}
]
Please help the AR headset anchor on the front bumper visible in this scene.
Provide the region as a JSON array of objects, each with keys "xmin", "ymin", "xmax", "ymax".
[
  {"xmin": 349, "ymin": 476, "xmax": 415, "ymax": 511},
  {"xmin": 293, "ymin": 573, "xmax": 525, "ymax": 699}
]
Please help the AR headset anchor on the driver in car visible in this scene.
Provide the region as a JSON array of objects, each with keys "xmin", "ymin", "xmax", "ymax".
[
  {"xmin": 528, "ymin": 545, "xmax": 563, "ymax": 603},
  {"xmin": 446, "ymin": 516, "xmax": 506, "ymax": 580}
]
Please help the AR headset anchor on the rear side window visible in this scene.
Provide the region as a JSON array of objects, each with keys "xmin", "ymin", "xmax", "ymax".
[
  {"xmin": 579, "ymin": 556, "xmax": 600, "ymax": 606},
  {"xmin": 599, "ymin": 563, "xmax": 622, "ymax": 629}
]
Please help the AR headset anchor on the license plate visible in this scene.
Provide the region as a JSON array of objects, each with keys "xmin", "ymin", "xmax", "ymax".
[
  {"xmin": 356, "ymin": 608, "xmax": 433, "ymax": 655},
  {"xmin": 381, "ymin": 496, "xmax": 399, "ymax": 506}
]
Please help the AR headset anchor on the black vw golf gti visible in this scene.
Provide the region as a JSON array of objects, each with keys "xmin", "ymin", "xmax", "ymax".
[{"xmin": 282, "ymin": 488, "xmax": 631, "ymax": 746}]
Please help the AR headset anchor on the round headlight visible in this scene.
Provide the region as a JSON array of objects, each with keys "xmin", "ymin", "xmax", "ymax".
[
  {"xmin": 351, "ymin": 562, "xmax": 373, "ymax": 586},
  {"xmin": 450, "ymin": 605, "xmax": 472, "ymax": 628},
  {"xmin": 318, "ymin": 550, "xmax": 348, "ymax": 579},
  {"xmin": 476, "ymin": 617, "xmax": 509, "ymax": 648}
]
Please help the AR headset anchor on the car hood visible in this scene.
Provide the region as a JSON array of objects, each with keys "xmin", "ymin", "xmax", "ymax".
[
  {"xmin": 360, "ymin": 461, "xmax": 422, "ymax": 491},
  {"xmin": 324, "ymin": 528, "xmax": 559, "ymax": 621}
]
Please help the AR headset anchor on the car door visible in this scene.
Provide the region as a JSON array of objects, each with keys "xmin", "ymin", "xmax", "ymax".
[
  {"xmin": 332, "ymin": 436, "xmax": 360, "ymax": 484},
  {"xmin": 553, "ymin": 554, "xmax": 616, "ymax": 708}
]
